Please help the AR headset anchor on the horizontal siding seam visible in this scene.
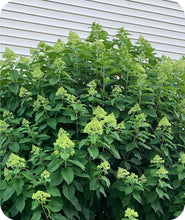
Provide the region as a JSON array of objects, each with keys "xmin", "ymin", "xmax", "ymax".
[
  {"xmin": 8, "ymin": 1, "xmax": 185, "ymax": 22},
  {"xmin": 1, "ymin": 12, "xmax": 185, "ymax": 36}
]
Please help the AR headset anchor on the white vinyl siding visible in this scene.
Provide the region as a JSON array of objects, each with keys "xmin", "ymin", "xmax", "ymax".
[{"xmin": 0, "ymin": 0, "xmax": 185, "ymax": 59}]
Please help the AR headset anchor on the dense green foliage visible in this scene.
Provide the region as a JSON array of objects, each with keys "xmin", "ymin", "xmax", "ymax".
[{"xmin": 0, "ymin": 23, "xmax": 185, "ymax": 220}]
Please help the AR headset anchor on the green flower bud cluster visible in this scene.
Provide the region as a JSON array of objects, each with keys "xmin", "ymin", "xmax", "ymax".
[
  {"xmin": 128, "ymin": 103, "xmax": 141, "ymax": 115},
  {"xmin": 19, "ymin": 87, "xmax": 32, "ymax": 100},
  {"xmin": 112, "ymin": 85, "xmax": 122, "ymax": 95},
  {"xmin": 31, "ymin": 145, "xmax": 40, "ymax": 155},
  {"xmin": 65, "ymin": 93, "xmax": 77, "ymax": 104},
  {"xmin": 32, "ymin": 191, "xmax": 51, "ymax": 204},
  {"xmin": 33, "ymin": 95, "xmax": 49, "ymax": 111},
  {"xmin": 124, "ymin": 207, "xmax": 138, "ymax": 220},
  {"xmin": 56, "ymin": 86, "xmax": 67, "ymax": 97},
  {"xmin": 116, "ymin": 121, "xmax": 125, "ymax": 130},
  {"xmin": 179, "ymin": 153, "xmax": 185, "ymax": 165},
  {"xmin": 93, "ymin": 106, "xmax": 107, "ymax": 119},
  {"xmin": 32, "ymin": 66, "xmax": 44, "ymax": 78},
  {"xmin": 6, "ymin": 153, "xmax": 26, "ymax": 169},
  {"xmin": 150, "ymin": 155, "xmax": 164, "ymax": 165},
  {"xmin": 19, "ymin": 56, "xmax": 31, "ymax": 65},
  {"xmin": 117, "ymin": 168, "xmax": 130, "ymax": 179},
  {"xmin": 97, "ymin": 161, "xmax": 110, "ymax": 173},
  {"xmin": 87, "ymin": 80, "xmax": 99, "ymax": 97},
  {"xmin": 54, "ymin": 128, "xmax": 75, "ymax": 158},
  {"xmin": 103, "ymin": 113, "xmax": 117, "ymax": 128},
  {"xmin": 22, "ymin": 118, "xmax": 30, "ymax": 126},
  {"xmin": 2, "ymin": 47, "xmax": 18, "ymax": 61},
  {"xmin": 84, "ymin": 118, "xmax": 103, "ymax": 136},
  {"xmin": 4, "ymin": 167, "xmax": 13, "ymax": 178},
  {"xmin": 157, "ymin": 116, "xmax": 171, "ymax": 130},
  {"xmin": 40, "ymin": 170, "xmax": 51, "ymax": 182},
  {"xmin": 3, "ymin": 109, "xmax": 14, "ymax": 119},
  {"xmin": 137, "ymin": 73, "xmax": 147, "ymax": 86},
  {"xmin": 0, "ymin": 120, "xmax": 10, "ymax": 133},
  {"xmin": 156, "ymin": 167, "xmax": 168, "ymax": 177},
  {"xmin": 135, "ymin": 113, "xmax": 146, "ymax": 122},
  {"xmin": 117, "ymin": 168, "xmax": 146, "ymax": 185},
  {"xmin": 53, "ymin": 58, "xmax": 65, "ymax": 69},
  {"xmin": 52, "ymin": 39, "xmax": 64, "ymax": 52},
  {"xmin": 87, "ymin": 80, "xmax": 97, "ymax": 88}
]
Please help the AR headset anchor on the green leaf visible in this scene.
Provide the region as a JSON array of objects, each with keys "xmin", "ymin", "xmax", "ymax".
[
  {"xmin": 9, "ymin": 70, "xmax": 19, "ymax": 82},
  {"xmin": 69, "ymin": 159, "xmax": 85, "ymax": 170},
  {"xmin": 46, "ymin": 197, "xmax": 63, "ymax": 212},
  {"xmin": 110, "ymin": 145, "xmax": 121, "ymax": 159},
  {"xmin": 48, "ymin": 159, "xmax": 63, "ymax": 172},
  {"xmin": 79, "ymin": 139, "xmax": 87, "ymax": 149},
  {"xmin": 147, "ymin": 191, "xmax": 157, "ymax": 203},
  {"xmin": 47, "ymin": 118, "xmax": 57, "ymax": 129},
  {"xmin": 31, "ymin": 200, "xmax": 40, "ymax": 210},
  {"xmin": 126, "ymin": 143, "xmax": 135, "ymax": 152},
  {"xmin": 31, "ymin": 211, "xmax": 41, "ymax": 220},
  {"xmin": 49, "ymin": 78, "xmax": 59, "ymax": 85},
  {"xmin": 9, "ymin": 142, "xmax": 19, "ymax": 152},
  {"xmin": 88, "ymin": 146, "xmax": 99, "ymax": 159},
  {"xmin": 16, "ymin": 194, "xmax": 26, "ymax": 212},
  {"xmin": 35, "ymin": 111, "xmax": 44, "ymax": 122},
  {"xmin": 50, "ymin": 213, "xmax": 66, "ymax": 220},
  {"xmin": 125, "ymin": 186, "xmax": 133, "ymax": 195},
  {"xmin": 178, "ymin": 172, "xmax": 185, "ymax": 181},
  {"xmin": 13, "ymin": 178, "xmax": 24, "ymax": 195},
  {"xmin": 62, "ymin": 183, "xmax": 75, "ymax": 201},
  {"xmin": 133, "ymin": 192, "xmax": 142, "ymax": 203},
  {"xmin": 9, "ymin": 83, "xmax": 19, "ymax": 94},
  {"xmin": 47, "ymin": 186, "xmax": 61, "ymax": 197},
  {"xmin": 3, "ymin": 187, "xmax": 15, "ymax": 202},
  {"xmin": 61, "ymin": 167, "xmax": 74, "ymax": 185}
]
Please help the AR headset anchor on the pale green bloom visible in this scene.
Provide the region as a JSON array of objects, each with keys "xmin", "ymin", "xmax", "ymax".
[
  {"xmin": 2, "ymin": 47, "xmax": 18, "ymax": 61},
  {"xmin": 31, "ymin": 145, "xmax": 40, "ymax": 155},
  {"xmin": 32, "ymin": 191, "xmax": 51, "ymax": 204},
  {"xmin": 87, "ymin": 80, "xmax": 96, "ymax": 88},
  {"xmin": 19, "ymin": 56, "xmax": 31, "ymax": 65},
  {"xmin": 87, "ymin": 87, "xmax": 98, "ymax": 97},
  {"xmin": 3, "ymin": 110, "xmax": 14, "ymax": 119},
  {"xmin": 135, "ymin": 113, "xmax": 146, "ymax": 122},
  {"xmin": 124, "ymin": 207, "xmax": 138, "ymax": 220},
  {"xmin": 64, "ymin": 93, "xmax": 77, "ymax": 104},
  {"xmin": 156, "ymin": 167, "xmax": 168, "ymax": 177},
  {"xmin": 103, "ymin": 113, "xmax": 117, "ymax": 128},
  {"xmin": 158, "ymin": 116, "xmax": 171, "ymax": 129},
  {"xmin": 116, "ymin": 121, "xmax": 125, "ymax": 130},
  {"xmin": 139, "ymin": 174, "xmax": 147, "ymax": 184},
  {"xmin": 128, "ymin": 103, "xmax": 141, "ymax": 115},
  {"xmin": 52, "ymin": 39, "xmax": 64, "ymax": 52},
  {"xmin": 126, "ymin": 173, "xmax": 139, "ymax": 184},
  {"xmin": 150, "ymin": 155, "xmax": 164, "ymax": 165},
  {"xmin": 67, "ymin": 31, "xmax": 81, "ymax": 43},
  {"xmin": 19, "ymin": 86, "xmax": 32, "ymax": 100},
  {"xmin": 41, "ymin": 170, "xmax": 51, "ymax": 182},
  {"xmin": 33, "ymin": 95, "xmax": 49, "ymax": 111},
  {"xmin": 97, "ymin": 161, "xmax": 110, "ymax": 173},
  {"xmin": 0, "ymin": 120, "xmax": 10, "ymax": 133},
  {"xmin": 4, "ymin": 168, "xmax": 13, "ymax": 177},
  {"xmin": 93, "ymin": 106, "xmax": 107, "ymax": 119},
  {"xmin": 56, "ymin": 86, "xmax": 67, "ymax": 97},
  {"xmin": 84, "ymin": 118, "xmax": 103, "ymax": 135},
  {"xmin": 117, "ymin": 168, "xmax": 130, "ymax": 179},
  {"xmin": 22, "ymin": 118, "xmax": 30, "ymax": 126},
  {"xmin": 179, "ymin": 153, "xmax": 185, "ymax": 165},
  {"xmin": 53, "ymin": 58, "xmax": 65, "ymax": 69},
  {"xmin": 32, "ymin": 66, "xmax": 44, "ymax": 78},
  {"xmin": 54, "ymin": 128, "xmax": 75, "ymax": 159},
  {"xmin": 112, "ymin": 85, "xmax": 122, "ymax": 95},
  {"xmin": 6, "ymin": 153, "xmax": 26, "ymax": 169}
]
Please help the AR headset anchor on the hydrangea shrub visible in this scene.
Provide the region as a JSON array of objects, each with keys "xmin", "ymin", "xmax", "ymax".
[{"xmin": 0, "ymin": 23, "xmax": 185, "ymax": 220}]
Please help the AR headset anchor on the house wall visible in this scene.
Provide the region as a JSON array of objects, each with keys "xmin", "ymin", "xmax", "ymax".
[{"xmin": 0, "ymin": 0, "xmax": 185, "ymax": 59}]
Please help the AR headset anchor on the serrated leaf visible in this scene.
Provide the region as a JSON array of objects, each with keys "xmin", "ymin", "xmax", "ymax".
[
  {"xmin": 9, "ymin": 83, "xmax": 19, "ymax": 94},
  {"xmin": 62, "ymin": 183, "xmax": 75, "ymax": 201},
  {"xmin": 47, "ymin": 118, "xmax": 57, "ymax": 129},
  {"xmin": 61, "ymin": 167, "xmax": 74, "ymax": 185},
  {"xmin": 49, "ymin": 78, "xmax": 59, "ymax": 85},
  {"xmin": 3, "ymin": 187, "xmax": 15, "ymax": 202},
  {"xmin": 47, "ymin": 186, "xmax": 61, "ymax": 197},
  {"xmin": 110, "ymin": 145, "xmax": 121, "ymax": 159},
  {"xmin": 31, "ymin": 211, "xmax": 41, "ymax": 220},
  {"xmin": 13, "ymin": 178, "xmax": 24, "ymax": 195},
  {"xmin": 16, "ymin": 194, "xmax": 26, "ymax": 212},
  {"xmin": 46, "ymin": 198, "xmax": 63, "ymax": 212},
  {"xmin": 88, "ymin": 146, "xmax": 99, "ymax": 159},
  {"xmin": 9, "ymin": 142, "xmax": 19, "ymax": 153},
  {"xmin": 69, "ymin": 159, "xmax": 85, "ymax": 170}
]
